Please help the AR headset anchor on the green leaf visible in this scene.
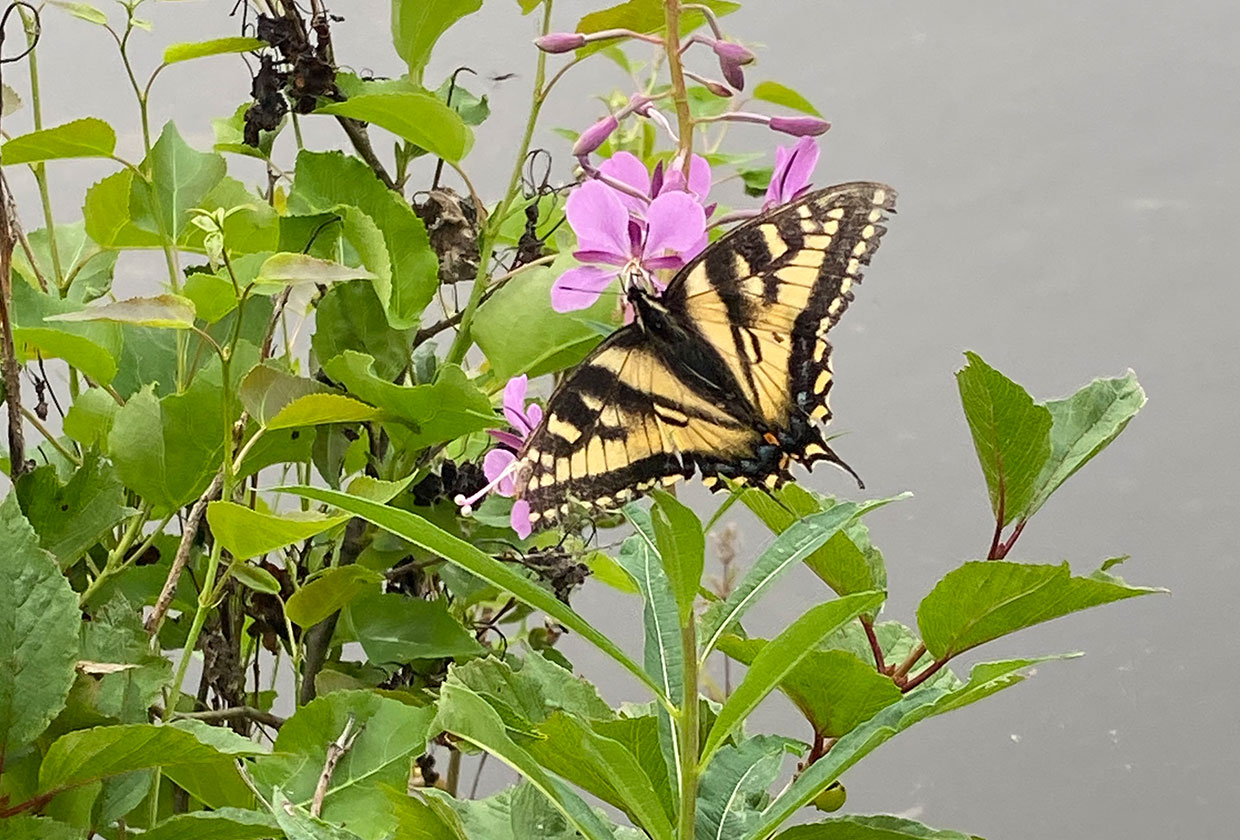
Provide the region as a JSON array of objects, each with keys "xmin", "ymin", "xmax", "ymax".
[
  {"xmin": 317, "ymin": 93, "xmax": 470, "ymax": 162},
  {"xmin": 108, "ymin": 381, "xmax": 225, "ymax": 515},
  {"xmin": 15, "ymin": 454, "xmax": 127, "ymax": 567},
  {"xmin": 229, "ymin": 561, "xmax": 282, "ymax": 594},
  {"xmin": 290, "ymin": 151, "xmax": 438, "ymax": 328},
  {"xmin": 956, "ymin": 352, "xmax": 1053, "ymax": 525},
  {"xmin": 2, "ymin": 117, "xmax": 116, "ymax": 165},
  {"xmin": 49, "ymin": 1, "xmax": 108, "ymax": 25},
  {"xmin": 383, "ymin": 786, "xmax": 467, "ymax": 840},
  {"xmin": 702, "ymin": 592, "xmax": 884, "ymax": 765},
  {"xmin": 64, "ymin": 387, "xmax": 119, "ymax": 449},
  {"xmin": 0, "ymin": 816, "xmax": 85, "ymax": 840},
  {"xmin": 773, "ymin": 814, "xmax": 977, "ymax": 840},
  {"xmin": 13, "ymin": 222, "xmax": 116, "ymax": 303},
  {"xmin": 575, "ymin": 0, "xmax": 740, "ymax": 57},
  {"xmin": 271, "ymin": 788, "xmax": 366, "ymax": 840},
  {"xmin": 47, "ymin": 294, "xmax": 196, "ymax": 328},
  {"xmin": 717, "ymin": 637, "xmax": 903, "ymax": 739},
  {"xmin": 182, "ymin": 176, "xmax": 280, "ymax": 255},
  {"xmin": 83, "ymin": 169, "xmax": 163, "ymax": 249},
  {"xmin": 10, "ymin": 280, "xmax": 122, "ymax": 383},
  {"xmin": 280, "ymin": 486, "xmax": 666, "ymax": 705},
  {"xmin": 129, "ymin": 122, "xmax": 227, "ymax": 241},
  {"xmin": 698, "ymin": 735, "xmax": 795, "ymax": 840},
  {"xmin": 1028, "ymin": 370, "xmax": 1145, "ymax": 515},
  {"xmin": 473, "ymin": 254, "xmax": 617, "ymax": 380},
  {"xmin": 918, "ymin": 560, "xmax": 1162, "ymax": 660},
  {"xmin": 163, "ymin": 36, "xmax": 265, "ymax": 64},
  {"xmin": 527, "ymin": 711, "xmax": 674, "ymax": 840},
  {"xmin": 0, "ymin": 495, "xmax": 79, "ymax": 755},
  {"xmin": 239, "ymin": 364, "xmax": 328, "ymax": 424},
  {"xmin": 207, "ymin": 501, "xmax": 349, "ymax": 561},
  {"xmin": 752, "ymin": 81, "xmax": 822, "ymax": 116},
  {"xmin": 311, "ymin": 281, "xmax": 415, "ymax": 381},
  {"xmin": 349, "ymin": 591, "xmax": 483, "ymax": 664},
  {"xmin": 434, "ymin": 76, "xmax": 490, "ymax": 126},
  {"xmin": 651, "ymin": 489, "xmax": 704, "ymax": 624},
  {"xmin": 323, "ymin": 351, "xmax": 497, "ymax": 450},
  {"xmin": 614, "ymin": 509, "xmax": 683, "ymax": 797},
  {"xmin": 434, "ymin": 683, "xmax": 619, "ymax": 840},
  {"xmin": 255, "ymin": 252, "xmax": 379, "ymax": 286},
  {"xmin": 253, "ymin": 692, "xmax": 435, "ymax": 835},
  {"xmin": 140, "ymin": 808, "xmax": 281, "ymax": 840},
  {"xmin": 740, "ymin": 484, "xmax": 887, "ymax": 601},
  {"xmin": 284, "ymin": 566, "xmax": 385, "ymax": 628},
  {"xmin": 739, "ymin": 166, "xmax": 774, "ymax": 197},
  {"xmin": 699, "ymin": 496, "xmax": 904, "ymax": 656},
  {"xmin": 391, "ymin": 0, "xmax": 483, "ymax": 83},
  {"xmin": 39, "ymin": 723, "xmax": 262, "ymax": 793}
]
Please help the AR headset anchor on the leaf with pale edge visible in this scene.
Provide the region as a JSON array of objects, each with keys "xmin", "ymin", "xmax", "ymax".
[
  {"xmin": 1, "ymin": 117, "xmax": 116, "ymax": 165},
  {"xmin": 772, "ymin": 813, "xmax": 977, "ymax": 840}
]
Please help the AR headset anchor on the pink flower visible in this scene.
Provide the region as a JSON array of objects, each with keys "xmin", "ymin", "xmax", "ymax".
[
  {"xmin": 764, "ymin": 137, "xmax": 820, "ymax": 209},
  {"xmin": 455, "ymin": 376, "xmax": 541, "ymax": 538},
  {"xmin": 550, "ymin": 179, "xmax": 706, "ymax": 313},
  {"xmin": 599, "ymin": 151, "xmax": 712, "ymax": 207}
]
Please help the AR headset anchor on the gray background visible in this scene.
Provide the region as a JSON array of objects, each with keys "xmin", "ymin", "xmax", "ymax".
[{"xmin": 6, "ymin": 1, "xmax": 1237, "ymax": 837}]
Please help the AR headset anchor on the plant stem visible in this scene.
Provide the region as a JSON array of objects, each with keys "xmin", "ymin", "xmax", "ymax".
[
  {"xmin": 676, "ymin": 619, "xmax": 700, "ymax": 840},
  {"xmin": 890, "ymin": 641, "xmax": 925, "ymax": 682},
  {"xmin": 445, "ymin": 0, "xmax": 554, "ymax": 366},
  {"xmin": 17, "ymin": 7, "xmax": 63, "ymax": 288},
  {"xmin": 662, "ymin": 0, "xmax": 695, "ymax": 175}
]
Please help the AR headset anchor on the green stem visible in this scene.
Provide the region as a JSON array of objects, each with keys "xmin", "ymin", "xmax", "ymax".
[
  {"xmin": 16, "ymin": 8, "xmax": 64, "ymax": 289},
  {"xmin": 445, "ymin": 0, "xmax": 554, "ymax": 366},
  {"xmin": 662, "ymin": 0, "xmax": 695, "ymax": 175},
  {"xmin": 677, "ymin": 619, "xmax": 700, "ymax": 839}
]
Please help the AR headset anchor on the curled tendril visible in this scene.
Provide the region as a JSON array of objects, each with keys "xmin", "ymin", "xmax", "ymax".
[{"xmin": 0, "ymin": 2, "xmax": 39, "ymax": 65}]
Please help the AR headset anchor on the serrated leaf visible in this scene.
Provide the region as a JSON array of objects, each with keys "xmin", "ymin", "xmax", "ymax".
[
  {"xmin": 47, "ymin": 294, "xmax": 196, "ymax": 328},
  {"xmin": 0, "ymin": 495, "xmax": 80, "ymax": 755},
  {"xmin": 271, "ymin": 789, "xmax": 366, "ymax": 840},
  {"xmin": 129, "ymin": 122, "xmax": 226, "ymax": 241},
  {"xmin": 83, "ymin": 169, "xmax": 163, "ymax": 249},
  {"xmin": 163, "ymin": 36, "xmax": 265, "ymax": 64},
  {"xmin": 283, "ymin": 565, "xmax": 384, "ymax": 628},
  {"xmin": 772, "ymin": 813, "xmax": 977, "ymax": 840},
  {"xmin": 956, "ymin": 352, "xmax": 1052, "ymax": 525},
  {"xmin": 702, "ymin": 592, "xmax": 884, "ymax": 765},
  {"xmin": 1028, "ymin": 370, "xmax": 1145, "ymax": 515},
  {"xmin": 2, "ymin": 117, "xmax": 116, "ymax": 165},
  {"xmin": 140, "ymin": 808, "xmax": 281, "ymax": 840},
  {"xmin": 918, "ymin": 560, "xmax": 1161, "ymax": 659},
  {"xmin": 255, "ymin": 252, "xmax": 378, "ymax": 285},
  {"xmin": 39, "ymin": 723, "xmax": 262, "ymax": 793},
  {"xmin": 752, "ymin": 81, "xmax": 822, "ymax": 116},
  {"xmin": 14, "ymin": 454, "xmax": 127, "ymax": 567},
  {"xmin": 316, "ymin": 93, "xmax": 470, "ymax": 162},
  {"xmin": 698, "ymin": 735, "xmax": 794, "ymax": 840}
]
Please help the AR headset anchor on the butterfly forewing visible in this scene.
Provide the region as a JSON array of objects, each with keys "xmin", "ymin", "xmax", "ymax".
[{"xmin": 516, "ymin": 181, "xmax": 897, "ymax": 526}]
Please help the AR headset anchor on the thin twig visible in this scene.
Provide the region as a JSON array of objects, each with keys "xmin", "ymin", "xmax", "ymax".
[
  {"xmin": 902, "ymin": 656, "xmax": 951, "ymax": 692},
  {"xmin": 172, "ymin": 705, "xmax": 285, "ymax": 729},
  {"xmin": 986, "ymin": 483, "xmax": 1006, "ymax": 559},
  {"xmin": 890, "ymin": 641, "xmax": 926, "ymax": 683},
  {"xmin": 145, "ymin": 473, "xmax": 223, "ymax": 636},
  {"xmin": 860, "ymin": 616, "xmax": 888, "ymax": 674},
  {"xmin": 311, "ymin": 714, "xmax": 359, "ymax": 817}
]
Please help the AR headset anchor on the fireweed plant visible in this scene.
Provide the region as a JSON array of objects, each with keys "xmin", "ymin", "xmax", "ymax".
[{"xmin": 0, "ymin": 1, "xmax": 1158, "ymax": 839}]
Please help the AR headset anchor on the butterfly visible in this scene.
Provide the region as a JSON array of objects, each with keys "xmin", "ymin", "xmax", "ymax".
[{"xmin": 513, "ymin": 181, "xmax": 897, "ymax": 528}]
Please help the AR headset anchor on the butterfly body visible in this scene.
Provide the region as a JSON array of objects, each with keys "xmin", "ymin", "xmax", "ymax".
[{"xmin": 515, "ymin": 182, "xmax": 897, "ymax": 527}]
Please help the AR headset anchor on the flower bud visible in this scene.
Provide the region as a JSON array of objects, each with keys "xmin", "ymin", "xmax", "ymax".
[
  {"xmin": 573, "ymin": 115, "xmax": 619, "ymax": 156},
  {"xmin": 768, "ymin": 115, "xmax": 832, "ymax": 137},
  {"xmin": 534, "ymin": 32, "xmax": 586, "ymax": 53},
  {"xmin": 712, "ymin": 39, "xmax": 755, "ymax": 90}
]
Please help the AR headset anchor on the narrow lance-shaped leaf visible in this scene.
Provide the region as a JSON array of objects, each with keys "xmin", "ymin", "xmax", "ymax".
[
  {"xmin": 700, "ymin": 496, "xmax": 905, "ymax": 657},
  {"xmin": 47, "ymin": 294, "xmax": 196, "ymax": 329},
  {"xmin": 163, "ymin": 37, "xmax": 265, "ymax": 64},
  {"xmin": 1027, "ymin": 370, "xmax": 1146, "ymax": 516},
  {"xmin": 955, "ymin": 352, "xmax": 1052, "ymax": 525},
  {"xmin": 2, "ymin": 117, "xmax": 116, "ymax": 165},
  {"xmin": 280, "ymin": 486, "xmax": 668, "ymax": 706},
  {"xmin": 206, "ymin": 501, "xmax": 349, "ymax": 561},
  {"xmin": 698, "ymin": 735, "xmax": 798, "ymax": 840},
  {"xmin": 917, "ymin": 559, "xmax": 1163, "ymax": 660},
  {"xmin": 651, "ymin": 489, "xmax": 705, "ymax": 625},
  {"xmin": 752, "ymin": 81, "xmax": 823, "ymax": 117},
  {"xmin": 283, "ymin": 566, "xmax": 385, "ymax": 629},
  {"xmin": 701, "ymin": 592, "xmax": 885, "ymax": 766},
  {"xmin": 255, "ymin": 252, "xmax": 379, "ymax": 286},
  {"xmin": 772, "ymin": 814, "xmax": 978, "ymax": 840}
]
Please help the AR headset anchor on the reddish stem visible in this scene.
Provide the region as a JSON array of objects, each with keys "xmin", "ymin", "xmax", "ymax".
[
  {"xmin": 902, "ymin": 656, "xmax": 950, "ymax": 692},
  {"xmin": 860, "ymin": 616, "xmax": 887, "ymax": 673}
]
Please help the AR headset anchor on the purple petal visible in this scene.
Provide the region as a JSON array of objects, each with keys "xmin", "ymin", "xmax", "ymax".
[
  {"xmin": 776, "ymin": 137, "xmax": 819, "ymax": 206},
  {"xmin": 567, "ymin": 179, "xmax": 631, "ymax": 257},
  {"xmin": 573, "ymin": 115, "xmax": 618, "ymax": 156},
  {"xmin": 484, "ymin": 448, "xmax": 517, "ymax": 496},
  {"xmin": 551, "ymin": 264, "xmax": 618, "ymax": 312},
  {"xmin": 503, "ymin": 375, "xmax": 530, "ymax": 433},
  {"xmin": 644, "ymin": 254, "xmax": 686, "ymax": 270},
  {"xmin": 511, "ymin": 499, "xmax": 532, "ymax": 538},
  {"xmin": 643, "ymin": 191, "xmax": 706, "ymax": 259},
  {"xmin": 525, "ymin": 402, "xmax": 543, "ymax": 430},
  {"xmin": 766, "ymin": 143, "xmax": 792, "ymax": 207},
  {"xmin": 598, "ymin": 152, "xmax": 651, "ymax": 212},
  {"xmin": 768, "ymin": 115, "xmax": 831, "ymax": 137},
  {"xmin": 488, "ymin": 429, "xmax": 524, "ymax": 450},
  {"xmin": 688, "ymin": 155, "xmax": 713, "ymax": 200},
  {"xmin": 535, "ymin": 32, "xmax": 586, "ymax": 53}
]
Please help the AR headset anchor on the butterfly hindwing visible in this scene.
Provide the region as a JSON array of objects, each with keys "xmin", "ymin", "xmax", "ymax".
[{"xmin": 516, "ymin": 182, "xmax": 897, "ymax": 525}]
